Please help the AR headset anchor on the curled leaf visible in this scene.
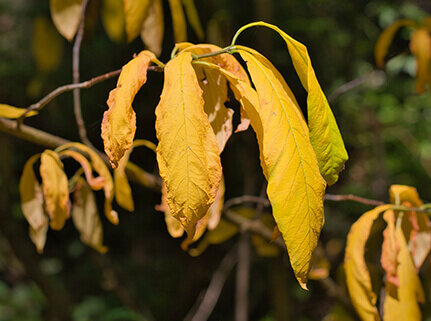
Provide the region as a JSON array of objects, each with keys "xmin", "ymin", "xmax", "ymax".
[
  {"xmin": 50, "ymin": 0, "xmax": 83, "ymax": 41},
  {"xmin": 381, "ymin": 210, "xmax": 400, "ymax": 287},
  {"xmin": 0, "ymin": 104, "xmax": 37, "ymax": 119},
  {"xmin": 409, "ymin": 28, "xmax": 431, "ymax": 93},
  {"xmin": 141, "ymin": 0, "xmax": 164, "ymax": 56},
  {"xmin": 101, "ymin": 50, "xmax": 156, "ymax": 168}
]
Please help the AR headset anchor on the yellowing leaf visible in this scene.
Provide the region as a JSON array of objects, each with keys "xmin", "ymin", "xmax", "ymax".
[
  {"xmin": 389, "ymin": 185, "xmax": 423, "ymax": 207},
  {"xmin": 181, "ymin": 0, "xmax": 203, "ymax": 40},
  {"xmin": 344, "ymin": 204, "xmax": 392, "ymax": 321},
  {"xmin": 383, "ymin": 226, "xmax": 425, "ymax": 321},
  {"xmin": 141, "ymin": 0, "xmax": 164, "ymax": 56},
  {"xmin": 168, "ymin": 0, "xmax": 187, "ymax": 42},
  {"xmin": 381, "ymin": 210, "xmax": 400, "ymax": 287},
  {"xmin": 40, "ymin": 150, "xmax": 70, "ymax": 230},
  {"xmin": 403, "ymin": 211, "xmax": 431, "ymax": 269},
  {"xmin": 409, "ymin": 28, "xmax": 431, "ymax": 93},
  {"xmin": 101, "ymin": 50, "xmax": 156, "ymax": 168},
  {"xmin": 72, "ymin": 178, "xmax": 108, "ymax": 253},
  {"xmin": 207, "ymin": 175, "xmax": 225, "ymax": 230},
  {"xmin": 102, "ymin": 0, "xmax": 126, "ymax": 43},
  {"xmin": 32, "ymin": 16, "xmax": 64, "ymax": 74},
  {"xmin": 50, "ymin": 0, "xmax": 83, "ymax": 41},
  {"xmin": 237, "ymin": 48, "xmax": 326, "ymax": 289},
  {"xmin": 155, "ymin": 52, "xmax": 222, "ymax": 236},
  {"xmin": 56, "ymin": 143, "xmax": 118, "ymax": 225},
  {"xmin": 375, "ymin": 19, "xmax": 416, "ymax": 68},
  {"xmin": 124, "ymin": 0, "xmax": 150, "ymax": 42},
  {"xmin": 235, "ymin": 22, "xmax": 348, "ymax": 185},
  {"xmin": 0, "ymin": 104, "xmax": 37, "ymax": 119}
]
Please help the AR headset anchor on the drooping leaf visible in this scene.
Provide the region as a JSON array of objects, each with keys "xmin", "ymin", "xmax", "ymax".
[
  {"xmin": 50, "ymin": 0, "xmax": 83, "ymax": 41},
  {"xmin": 207, "ymin": 175, "xmax": 225, "ymax": 230},
  {"xmin": 72, "ymin": 178, "xmax": 108, "ymax": 253},
  {"xmin": 40, "ymin": 150, "xmax": 70, "ymax": 230},
  {"xmin": 181, "ymin": 0, "xmax": 204, "ymax": 40},
  {"xmin": 409, "ymin": 28, "xmax": 431, "ymax": 93},
  {"xmin": 141, "ymin": 0, "xmax": 164, "ymax": 56},
  {"xmin": 235, "ymin": 22, "xmax": 348, "ymax": 185},
  {"xmin": 56, "ymin": 143, "xmax": 118, "ymax": 225},
  {"xmin": 375, "ymin": 19, "xmax": 416, "ymax": 68},
  {"xmin": 32, "ymin": 16, "xmax": 64, "ymax": 74},
  {"xmin": 383, "ymin": 225, "xmax": 425, "ymax": 321},
  {"xmin": 168, "ymin": 0, "xmax": 187, "ymax": 42},
  {"xmin": 344, "ymin": 204, "xmax": 392, "ymax": 321},
  {"xmin": 381, "ymin": 210, "xmax": 400, "ymax": 287},
  {"xmin": 155, "ymin": 52, "xmax": 222, "ymax": 236},
  {"xmin": 236, "ymin": 48, "xmax": 326, "ymax": 289},
  {"xmin": 29, "ymin": 224, "xmax": 49, "ymax": 254},
  {"xmin": 124, "ymin": 0, "xmax": 150, "ymax": 42},
  {"xmin": 0, "ymin": 104, "xmax": 37, "ymax": 119},
  {"xmin": 101, "ymin": 50, "xmax": 156, "ymax": 168},
  {"xmin": 101, "ymin": 0, "xmax": 126, "ymax": 43},
  {"xmin": 389, "ymin": 185, "xmax": 423, "ymax": 207}
]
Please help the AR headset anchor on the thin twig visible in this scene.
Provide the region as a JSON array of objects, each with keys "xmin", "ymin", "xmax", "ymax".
[
  {"xmin": 235, "ymin": 234, "xmax": 250, "ymax": 321},
  {"xmin": 72, "ymin": 0, "xmax": 93, "ymax": 147},
  {"xmin": 223, "ymin": 195, "xmax": 270, "ymax": 212},
  {"xmin": 324, "ymin": 193, "xmax": 385, "ymax": 206}
]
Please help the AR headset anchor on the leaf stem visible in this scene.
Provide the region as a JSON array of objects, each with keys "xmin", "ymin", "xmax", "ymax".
[
  {"xmin": 231, "ymin": 21, "xmax": 268, "ymax": 47},
  {"xmin": 191, "ymin": 46, "xmax": 234, "ymax": 60}
]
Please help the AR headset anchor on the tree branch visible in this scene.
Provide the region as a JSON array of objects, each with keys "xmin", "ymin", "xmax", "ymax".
[{"xmin": 324, "ymin": 193, "xmax": 385, "ymax": 206}]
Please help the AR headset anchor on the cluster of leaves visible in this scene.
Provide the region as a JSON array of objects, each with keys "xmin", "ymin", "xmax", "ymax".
[
  {"xmin": 345, "ymin": 185, "xmax": 431, "ymax": 320},
  {"xmin": 375, "ymin": 16, "xmax": 431, "ymax": 93}
]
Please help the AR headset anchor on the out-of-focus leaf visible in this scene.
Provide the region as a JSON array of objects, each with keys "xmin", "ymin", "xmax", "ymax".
[
  {"xmin": 375, "ymin": 19, "xmax": 416, "ymax": 68},
  {"xmin": 207, "ymin": 176, "xmax": 225, "ymax": 230},
  {"xmin": 124, "ymin": 0, "xmax": 150, "ymax": 42},
  {"xmin": 101, "ymin": 50, "xmax": 156, "ymax": 168},
  {"xmin": 168, "ymin": 0, "xmax": 187, "ymax": 42},
  {"xmin": 251, "ymin": 213, "xmax": 280, "ymax": 257},
  {"xmin": 309, "ymin": 243, "xmax": 330, "ymax": 280},
  {"xmin": 155, "ymin": 52, "xmax": 222, "ymax": 236},
  {"xmin": 156, "ymin": 182, "xmax": 184, "ymax": 238},
  {"xmin": 102, "ymin": 0, "xmax": 125, "ymax": 43},
  {"xmin": 344, "ymin": 204, "xmax": 392, "ymax": 321},
  {"xmin": 72, "ymin": 178, "xmax": 108, "ymax": 253},
  {"xmin": 50, "ymin": 0, "xmax": 83, "ymax": 41},
  {"xmin": 383, "ymin": 226, "xmax": 425, "ymax": 321},
  {"xmin": 141, "ymin": 0, "xmax": 164, "ymax": 56},
  {"xmin": 381, "ymin": 210, "xmax": 400, "ymax": 287},
  {"xmin": 0, "ymin": 104, "xmax": 37, "ymax": 119},
  {"xmin": 237, "ymin": 48, "xmax": 326, "ymax": 289},
  {"xmin": 389, "ymin": 185, "xmax": 423, "ymax": 207},
  {"xmin": 29, "ymin": 224, "xmax": 49, "ymax": 254},
  {"xmin": 409, "ymin": 28, "xmax": 431, "ymax": 93},
  {"xmin": 323, "ymin": 304, "xmax": 355, "ymax": 321},
  {"xmin": 32, "ymin": 16, "xmax": 64, "ymax": 74},
  {"xmin": 56, "ymin": 143, "xmax": 118, "ymax": 225},
  {"xmin": 181, "ymin": 0, "xmax": 203, "ymax": 40},
  {"xmin": 40, "ymin": 150, "xmax": 70, "ymax": 230}
]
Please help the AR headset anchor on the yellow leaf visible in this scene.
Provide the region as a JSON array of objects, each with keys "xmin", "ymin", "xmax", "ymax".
[
  {"xmin": 156, "ymin": 182, "xmax": 184, "ymax": 238},
  {"xmin": 375, "ymin": 19, "xmax": 416, "ymax": 68},
  {"xmin": 19, "ymin": 154, "xmax": 49, "ymax": 236},
  {"xmin": 207, "ymin": 175, "xmax": 225, "ymax": 230},
  {"xmin": 0, "ymin": 104, "xmax": 37, "ymax": 119},
  {"xmin": 50, "ymin": 0, "xmax": 83, "ymax": 41},
  {"xmin": 168, "ymin": 0, "xmax": 187, "ymax": 42},
  {"xmin": 237, "ymin": 48, "xmax": 326, "ymax": 289},
  {"xmin": 124, "ymin": 0, "xmax": 150, "ymax": 42},
  {"xmin": 234, "ymin": 22, "xmax": 348, "ymax": 185},
  {"xmin": 409, "ymin": 28, "xmax": 431, "ymax": 93},
  {"xmin": 141, "ymin": 0, "xmax": 164, "ymax": 56},
  {"xmin": 381, "ymin": 210, "xmax": 400, "ymax": 287},
  {"xmin": 344, "ymin": 204, "xmax": 392, "ymax": 321},
  {"xmin": 114, "ymin": 139, "xmax": 156, "ymax": 212},
  {"xmin": 101, "ymin": 50, "xmax": 156, "ymax": 168},
  {"xmin": 32, "ymin": 16, "xmax": 64, "ymax": 74},
  {"xmin": 383, "ymin": 226, "xmax": 425, "ymax": 321},
  {"xmin": 72, "ymin": 178, "xmax": 108, "ymax": 253},
  {"xmin": 40, "ymin": 150, "xmax": 70, "ymax": 230},
  {"xmin": 181, "ymin": 0, "xmax": 203, "ymax": 40},
  {"xmin": 102, "ymin": 0, "xmax": 126, "ymax": 43},
  {"xmin": 56, "ymin": 143, "xmax": 118, "ymax": 225},
  {"xmin": 29, "ymin": 224, "xmax": 49, "ymax": 254},
  {"xmin": 389, "ymin": 185, "xmax": 423, "ymax": 207},
  {"xmin": 155, "ymin": 52, "xmax": 222, "ymax": 236}
]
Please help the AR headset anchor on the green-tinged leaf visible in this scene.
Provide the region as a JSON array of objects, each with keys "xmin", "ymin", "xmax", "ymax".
[
  {"xmin": 0, "ymin": 104, "xmax": 37, "ymax": 119},
  {"xmin": 102, "ymin": 0, "xmax": 126, "ymax": 43},
  {"xmin": 114, "ymin": 139, "xmax": 156, "ymax": 212},
  {"xmin": 375, "ymin": 19, "xmax": 416, "ymax": 68},
  {"xmin": 409, "ymin": 28, "xmax": 431, "ymax": 93},
  {"xmin": 383, "ymin": 225, "xmax": 425, "ymax": 321},
  {"xmin": 50, "ymin": 0, "xmax": 83, "ymax": 41},
  {"xmin": 40, "ymin": 150, "xmax": 70, "ymax": 230},
  {"xmin": 101, "ymin": 50, "xmax": 156, "ymax": 168},
  {"xmin": 32, "ymin": 16, "xmax": 64, "ymax": 74},
  {"xmin": 234, "ymin": 22, "xmax": 348, "ymax": 185},
  {"xmin": 72, "ymin": 178, "xmax": 108, "ymax": 253},
  {"xmin": 344, "ymin": 204, "xmax": 392, "ymax": 321},
  {"xmin": 181, "ymin": 0, "xmax": 203, "ymax": 40},
  {"xmin": 56, "ymin": 143, "xmax": 118, "ymax": 225},
  {"xmin": 141, "ymin": 0, "xmax": 164, "ymax": 56},
  {"xmin": 168, "ymin": 0, "xmax": 187, "ymax": 42},
  {"xmin": 155, "ymin": 52, "xmax": 222, "ymax": 236},
  {"xmin": 237, "ymin": 48, "xmax": 326, "ymax": 289},
  {"xmin": 124, "ymin": 0, "xmax": 150, "ymax": 42}
]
